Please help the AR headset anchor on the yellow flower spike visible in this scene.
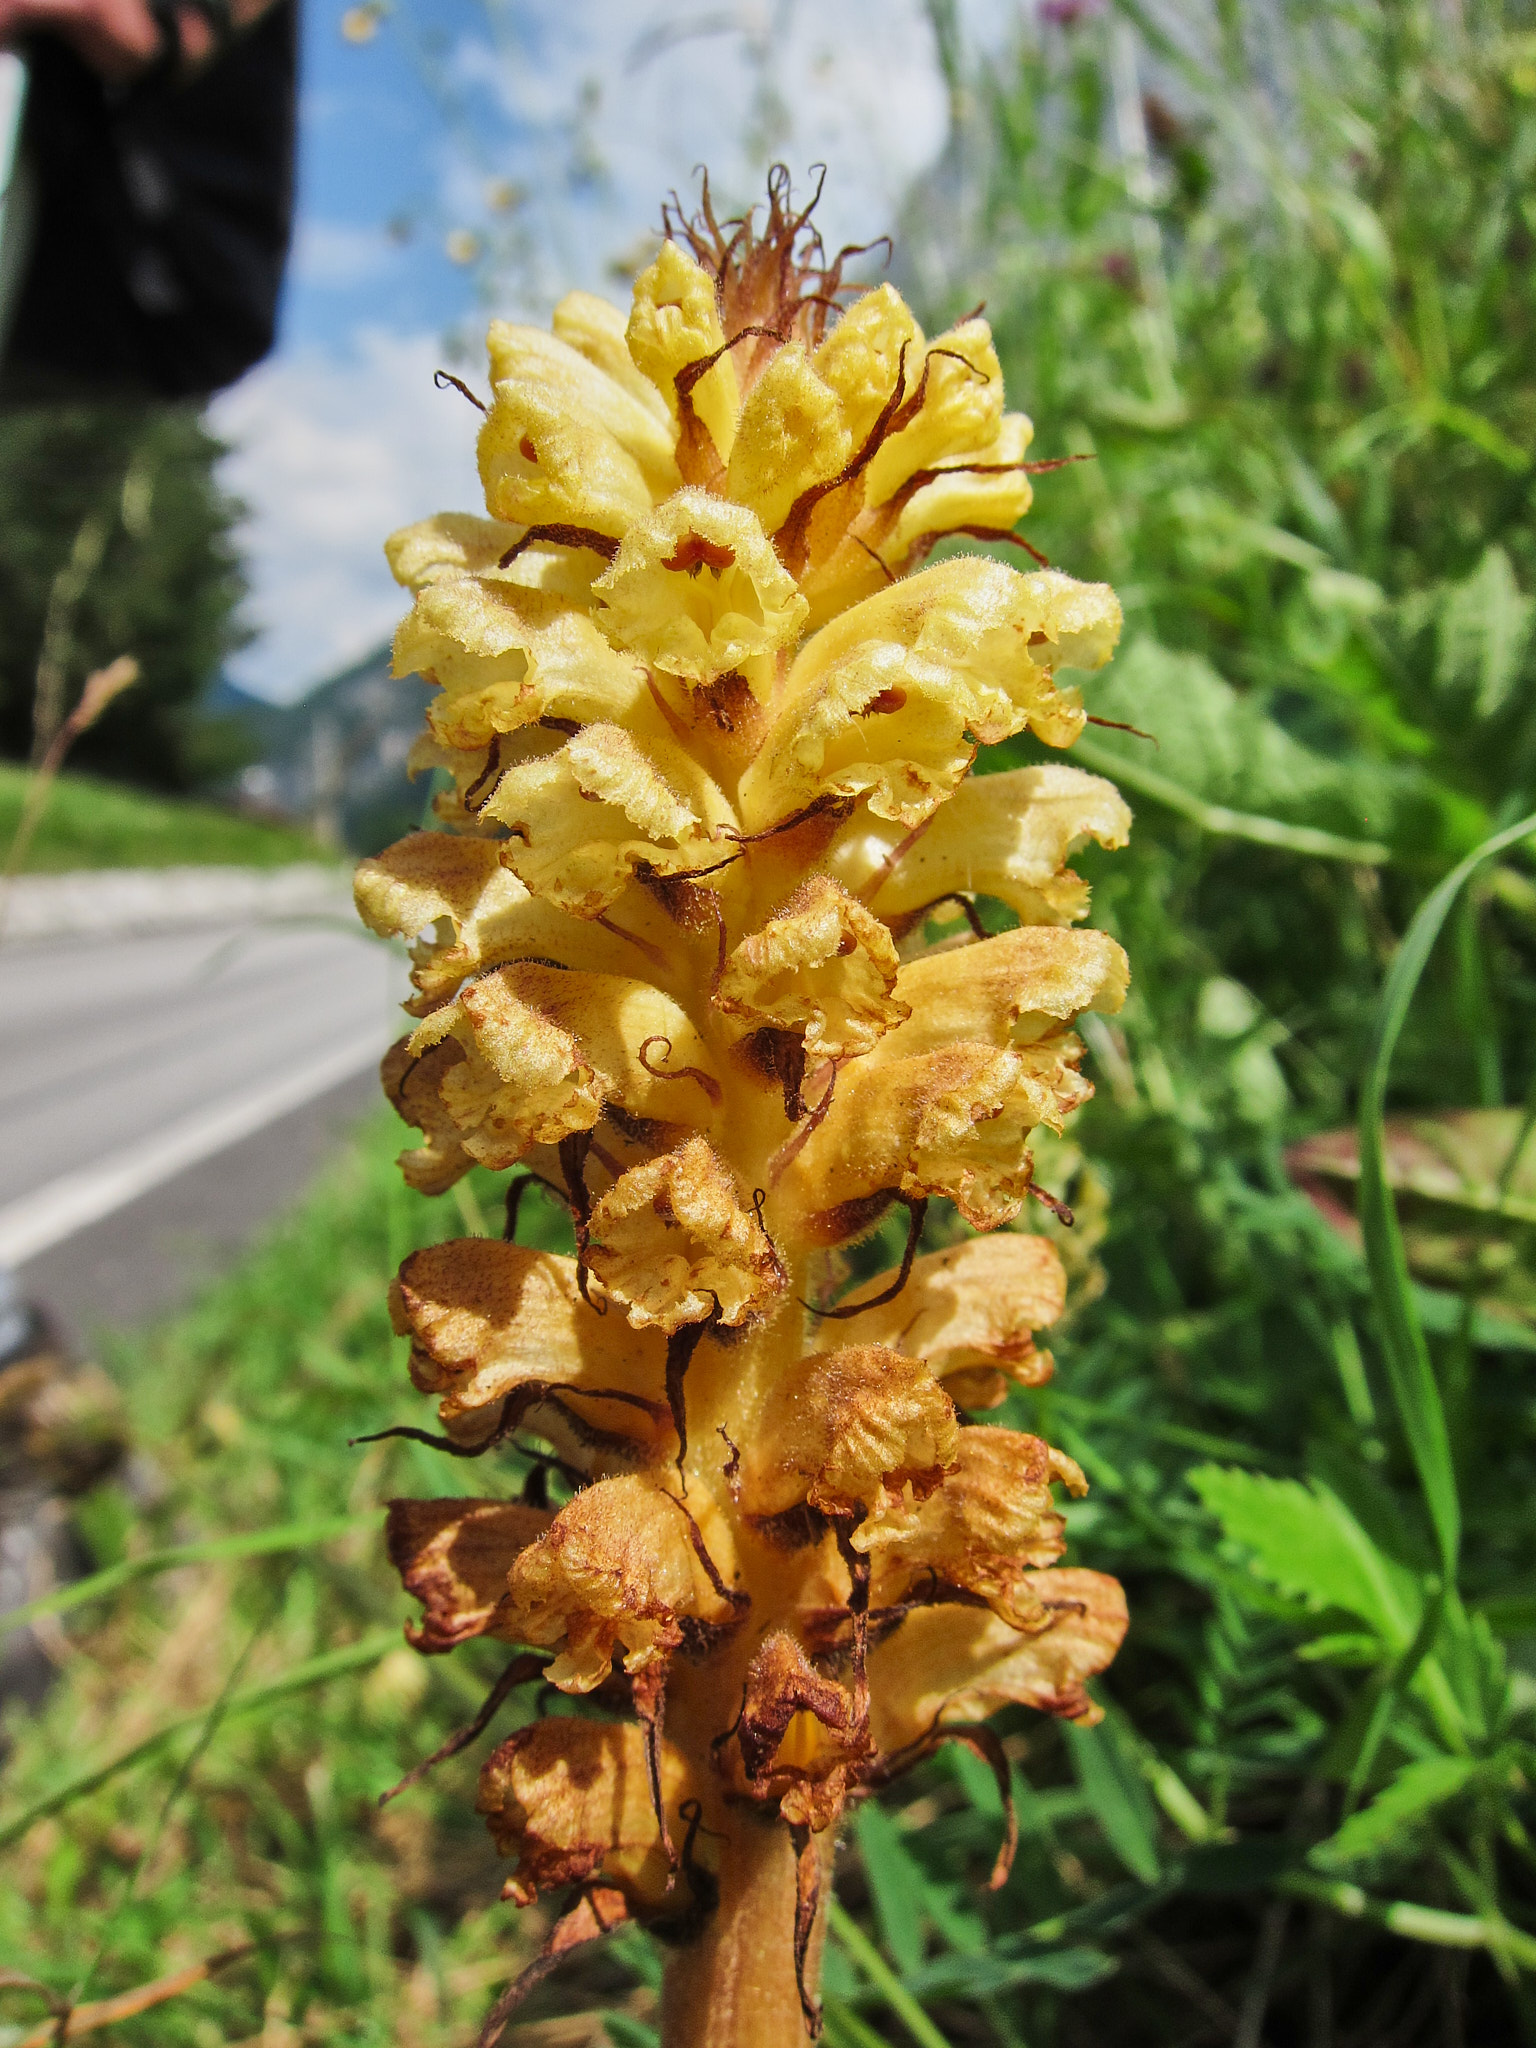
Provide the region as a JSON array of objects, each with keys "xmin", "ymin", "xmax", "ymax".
[
  {"xmin": 364, "ymin": 172, "xmax": 1136, "ymax": 2048},
  {"xmin": 593, "ymin": 490, "xmax": 808, "ymax": 690}
]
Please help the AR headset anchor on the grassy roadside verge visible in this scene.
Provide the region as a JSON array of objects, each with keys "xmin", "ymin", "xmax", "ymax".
[{"xmin": 0, "ymin": 762, "xmax": 328, "ymax": 873}]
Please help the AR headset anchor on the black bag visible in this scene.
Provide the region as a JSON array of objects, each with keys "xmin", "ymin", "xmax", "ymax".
[{"xmin": 2, "ymin": 1, "xmax": 297, "ymax": 401}]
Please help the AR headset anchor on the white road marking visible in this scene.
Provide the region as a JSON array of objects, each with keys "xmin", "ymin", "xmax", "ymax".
[{"xmin": 0, "ymin": 1031, "xmax": 389, "ymax": 1267}]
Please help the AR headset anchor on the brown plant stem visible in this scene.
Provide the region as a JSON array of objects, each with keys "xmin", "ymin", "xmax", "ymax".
[{"xmin": 660, "ymin": 1817, "xmax": 832, "ymax": 2048}]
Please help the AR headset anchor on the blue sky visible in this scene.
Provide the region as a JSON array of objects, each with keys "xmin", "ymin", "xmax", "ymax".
[{"xmin": 213, "ymin": 0, "xmax": 1012, "ymax": 702}]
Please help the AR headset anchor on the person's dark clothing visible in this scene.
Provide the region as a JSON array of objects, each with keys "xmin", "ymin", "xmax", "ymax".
[{"xmin": 3, "ymin": 2, "xmax": 296, "ymax": 400}]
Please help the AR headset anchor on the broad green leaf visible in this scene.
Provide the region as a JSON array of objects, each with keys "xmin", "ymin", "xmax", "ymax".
[
  {"xmin": 1436, "ymin": 545, "xmax": 1533, "ymax": 716},
  {"xmin": 1189, "ymin": 1466, "xmax": 1421, "ymax": 1649},
  {"xmin": 1064, "ymin": 1720, "xmax": 1161, "ymax": 1884},
  {"xmin": 1080, "ymin": 636, "xmax": 1396, "ymax": 843},
  {"xmin": 854, "ymin": 1801, "xmax": 930, "ymax": 1966},
  {"xmin": 1311, "ymin": 1756, "xmax": 1478, "ymax": 1867},
  {"xmin": 602, "ymin": 2018, "xmax": 661, "ymax": 2048}
]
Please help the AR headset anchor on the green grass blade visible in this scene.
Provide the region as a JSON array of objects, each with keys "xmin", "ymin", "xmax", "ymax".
[
  {"xmin": 0, "ymin": 1632, "xmax": 395, "ymax": 1850},
  {"xmin": 827, "ymin": 1899, "xmax": 952, "ymax": 2048},
  {"xmin": 0, "ymin": 1513, "xmax": 375, "ymax": 1641},
  {"xmin": 1356, "ymin": 811, "xmax": 1536, "ymax": 1580}
]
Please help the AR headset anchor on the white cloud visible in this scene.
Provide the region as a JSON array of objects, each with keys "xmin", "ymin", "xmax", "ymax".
[
  {"xmin": 210, "ymin": 330, "xmax": 481, "ymax": 701},
  {"xmin": 289, "ymin": 217, "xmax": 397, "ymax": 290}
]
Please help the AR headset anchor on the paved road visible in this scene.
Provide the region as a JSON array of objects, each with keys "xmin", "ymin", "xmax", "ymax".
[{"xmin": 0, "ymin": 904, "xmax": 406, "ymax": 1346}]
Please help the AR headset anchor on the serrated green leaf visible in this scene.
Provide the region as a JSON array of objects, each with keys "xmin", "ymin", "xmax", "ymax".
[
  {"xmin": 1077, "ymin": 636, "xmax": 1395, "ymax": 841},
  {"xmin": 1436, "ymin": 545, "xmax": 1534, "ymax": 715},
  {"xmin": 1312, "ymin": 1755, "xmax": 1478, "ymax": 1867},
  {"xmin": 1189, "ymin": 1466, "xmax": 1421, "ymax": 1649},
  {"xmin": 1065, "ymin": 1719, "xmax": 1161, "ymax": 1884}
]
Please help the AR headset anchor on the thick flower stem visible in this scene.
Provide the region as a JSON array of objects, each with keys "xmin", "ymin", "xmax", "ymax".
[{"xmin": 660, "ymin": 1818, "xmax": 828, "ymax": 2048}]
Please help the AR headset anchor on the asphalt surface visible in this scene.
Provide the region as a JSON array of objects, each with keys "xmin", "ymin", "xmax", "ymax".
[{"xmin": 1, "ymin": 914, "xmax": 405, "ymax": 1349}]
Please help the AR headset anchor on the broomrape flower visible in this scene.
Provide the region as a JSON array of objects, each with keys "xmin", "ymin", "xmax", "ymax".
[{"xmin": 357, "ymin": 169, "xmax": 1134, "ymax": 2048}]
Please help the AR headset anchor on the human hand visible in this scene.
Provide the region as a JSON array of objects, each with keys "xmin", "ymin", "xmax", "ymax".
[{"xmin": 0, "ymin": 0, "xmax": 218, "ymax": 79}]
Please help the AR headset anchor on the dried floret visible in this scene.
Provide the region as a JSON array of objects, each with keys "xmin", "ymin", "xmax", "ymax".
[
  {"xmin": 868, "ymin": 1569, "xmax": 1129, "ymax": 1743},
  {"xmin": 785, "ymin": 1039, "xmax": 1092, "ymax": 1238},
  {"xmin": 479, "ymin": 1717, "xmax": 693, "ymax": 1907},
  {"xmin": 501, "ymin": 1473, "xmax": 740, "ymax": 1690},
  {"xmin": 856, "ymin": 1427, "xmax": 1086, "ymax": 1628},
  {"xmin": 389, "ymin": 1236, "xmax": 670, "ymax": 1454},
  {"xmin": 816, "ymin": 1232, "xmax": 1066, "ymax": 1406},
  {"xmin": 386, "ymin": 1496, "xmax": 552, "ymax": 1651},
  {"xmin": 405, "ymin": 964, "xmax": 720, "ymax": 1169}
]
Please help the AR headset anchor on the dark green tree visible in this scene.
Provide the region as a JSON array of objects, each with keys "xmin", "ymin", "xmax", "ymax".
[{"xmin": 0, "ymin": 401, "xmax": 250, "ymax": 790}]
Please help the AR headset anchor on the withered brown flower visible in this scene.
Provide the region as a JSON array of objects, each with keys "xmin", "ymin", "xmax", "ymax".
[{"xmin": 359, "ymin": 169, "xmax": 1132, "ymax": 2048}]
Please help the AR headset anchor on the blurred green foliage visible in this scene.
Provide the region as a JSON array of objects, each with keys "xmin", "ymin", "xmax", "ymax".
[{"xmin": 0, "ymin": 404, "xmax": 251, "ymax": 791}]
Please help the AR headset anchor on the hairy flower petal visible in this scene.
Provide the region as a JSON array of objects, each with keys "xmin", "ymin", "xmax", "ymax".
[
  {"xmin": 626, "ymin": 240, "xmax": 739, "ymax": 463},
  {"xmin": 829, "ymin": 762, "xmax": 1132, "ymax": 928},
  {"xmin": 395, "ymin": 577, "xmax": 646, "ymax": 751},
  {"xmin": 739, "ymin": 558, "xmax": 1122, "ymax": 830},
  {"xmin": 736, "ymin": 1344, "xmax": 957, "ymax": 1524},
  {"xmin": 593, "ymin": 490, "xmax": 807, "ymax": 689},
  {"xmin": 715, "ymin": 876, "xmax": 907, "ymax": 1064},
  {"xmin": 486, "ymin": 723, "xmax": 729, "ymax": 916},
  {"xmin": 586, "ymin": 1137, "xmax": 783, "ymax": 1332},
  {"xmin": 864, "ymin": 318, "xmax": 1005, "ymax": 507},
  {"xmin": 726, "ymin": 341, "xmax": 853, "ymax": 535},
  {"xmin": 880, "ymin": 926, "xmax": 1129, "ymax": 1061}
]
